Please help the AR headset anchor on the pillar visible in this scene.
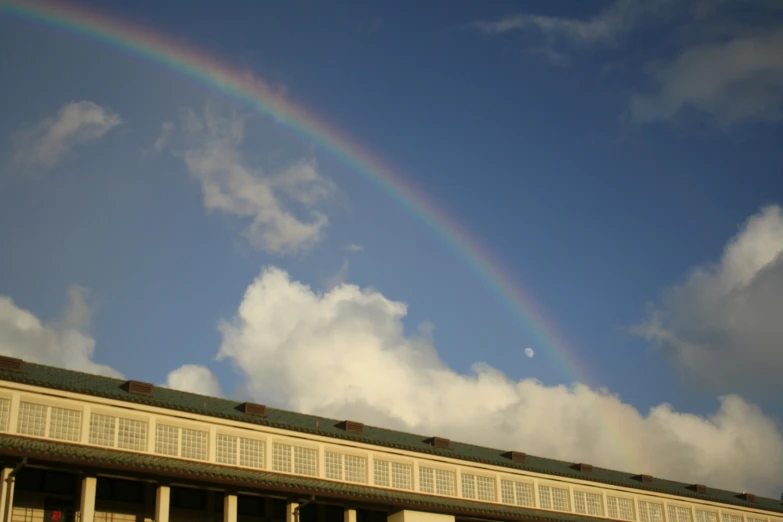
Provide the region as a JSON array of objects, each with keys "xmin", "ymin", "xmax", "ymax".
[
  {"xmin": 155, "ymin": 485, "xmax": 171, "ymax": 522},
  {"xmin": 0, "ymin": 468, "xmax": 14, "ymax": 522},
  {"xmin": 387, "ymin": 511, "xmax": 455, "ymax": 522},
  {"xmin": 223, "ymin": 493, "xmax": 237, "ymax": 522},
  {"xmin": 80, "ymin": 476, "xmax": 97, "ymax": 522},
  {"xmin": 286, "ymin": 502, "xmax": 299, "ymax": 522},
  {"xmin": 344, "ymin": 509, "xmax": 357, "ymax": 522}
]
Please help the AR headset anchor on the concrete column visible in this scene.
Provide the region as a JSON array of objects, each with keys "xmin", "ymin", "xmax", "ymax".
[
  {"xmin": 344, "ymin": 509, "xmax": 357, "ymax": 522},
  {"xmin": 387, "ymin": 511, "xmax": 455, "ymax": 522},
  {"xmin": 223, "ymin": 493, "xmax": 237, "ymax": 522},
  {"xmin": 155, "ymin": 485, "xmax": 171, "ymax": 522},
  {"xmin": 80, "ymin": 476, "xmax": 97, "ymax": 522},
  {"xmin": 286, "ymin": 502, "xmax": 299, "ymax": 522},
  {"xmin": 0, "ymin": 468, "xmax": 14, "ymax": 522}
]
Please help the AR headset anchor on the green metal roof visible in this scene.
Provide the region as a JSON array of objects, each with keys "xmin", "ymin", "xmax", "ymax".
[{"xmin": 1, "ymin": 361, "xmax": 781, "ymax": 515}]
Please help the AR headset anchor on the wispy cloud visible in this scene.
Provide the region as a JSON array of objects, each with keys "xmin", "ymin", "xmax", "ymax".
[
  {"xmin": 12, "ymin": 101, "xmax": 121, "ymax": 169},
  {"xmin": 174, "ymin": 105, "xmax": 336, "ymax": 254},
  {"xmin": 346, "ymin": 243, "xmax": 364, "ymax": 252},
  {"xmin": 154, "ymin": 121, "xmax": 174, "ymax": 152}
]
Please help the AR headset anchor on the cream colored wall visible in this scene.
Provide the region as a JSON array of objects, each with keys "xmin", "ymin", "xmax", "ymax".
[
  {"xmin": 1, "ymin": 381, "xmax": 780, "ymax": 522},
  {"xmin": 388, "ymin": 511, "xmax": 454, "ymax": 522}
]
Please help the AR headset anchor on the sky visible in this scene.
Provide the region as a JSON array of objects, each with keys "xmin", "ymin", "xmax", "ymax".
[{"xmin": 1, "ymin": 0, "xmax": 783, "ymax": 498}]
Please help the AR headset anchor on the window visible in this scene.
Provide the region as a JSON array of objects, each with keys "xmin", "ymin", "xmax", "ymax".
[
  {"xmin": 722, "ymin": 515, "xmax": 743, "ymax": 522},
  {"xmin": 155, "ymin": 424, "xmax": 179, "ymax": 456},
  {"xmin": 574, "ymin": 490, "xmax": 604, "ymax": 516},
  {"xmin": 273, "ymin": 443, "xmax": 292, "ymax": 472},
  {"xmin": 117, "ymin": 418, "xmax": 147, "ymax": 451},
  {"xmin": 239, "ymin": 438, "xmax": 264, "ymax": 469},
  {"xmin": 747, "ymin": 518, "xmax": 766, "ymax": 522},
  {"xmin": 697, "ymin": 512, "xmax": 718, "ymax": 522},
  {"xmin": 500, "ymin": 479, "xmax": 534, "ymax": 507},
  {"xmin": 607, "ymin": 496, "xmax": 636, "ymax": 521},
  {"xmin": 324, "ymin": 452, "xmax": 367, "ymax": 483},
  {"xmin": 419, "ymin": 467, "xmax": 455, "ymax": 496},
  {"xmin": 273, "ymin": 443, "xmax": 317, "ymax": 476},
  {"xmin": 668, "ymin": 506, "xmax": 694, "ymax": 522},
  {"xmin": 325, "ymin": 452, "xmax": 343, "ymax": 479},
  {"xmin": 539, "ymin": 485, "xmax": 570, "ymax": 511},
  {"xmin": 17, "ymin": 402, "xmax": 47, "ymax": 437},
  {"xmin": 374, "ymin": 460, "xmax": 412, "ymax": 490},
  {"xmin": 180, "ymin": 428, "xmax": 208, "ymax": 460},
  {"xmin": 216, "ymin": 434, "xmax": 238, "ymax": 465},
  {"xmin": 47, "ymin": 407, "xmax": 81, "ymax": 442},
  {"xmin": 90, "ymin": 413, "xmax": 116, "ymax": 447},
  {"xmin": 462, "ymin": 474, "xmax": 495, "ymax": 502},
  {"xmin": 0, "ymin": 398, "xmax": 10, "ymax": 431},
  {"xmin": 639, "ymin": 501, "xmax": 664, "ymax": 522}
]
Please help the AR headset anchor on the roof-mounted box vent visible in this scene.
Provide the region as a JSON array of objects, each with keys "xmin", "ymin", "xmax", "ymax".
[
  {"xmin": 689, "ymin": 484, "xmax": 707, "ymax": 494},
  {"xmin": 502, "ymin": 451, "xmax": 527, "ymax": 463},
  {"xmin": 425, "ymin": 437, "xmax": 451, "ymax": 449},
  {"xmin": 337, "ymin": 420, "xmax": 364, "ymax": 434},
  {"xmin": 0, "ymin": 356, "xmax": 23, "ymax": 372},
  {"xmin": 573, "ymin": 463, "xmax": 593, "ymax": 473},
  {"xmin": 124, "ymin": 380, "xmax": 153, "ymax": 396},
  {"xmin": 635, "ymin": 474, "xmax": 654, "ymax": 484},
  {"xmin": 239, "ymin": 402, "xmax": 267, "ymax": 417},
  {"xmin": 739, "ymin": 493, "xmax": 756, "ymax": 502}
]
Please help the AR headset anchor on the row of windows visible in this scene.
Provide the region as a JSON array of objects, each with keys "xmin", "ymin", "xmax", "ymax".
[{"xmin": 4, "ymin": 397, "xmax": 780, "ymax": 522}]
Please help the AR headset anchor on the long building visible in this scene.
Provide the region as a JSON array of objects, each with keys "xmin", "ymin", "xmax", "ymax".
[{"xmin": 0, "ymin": 356, "xmax": 779, "ymax": 522}]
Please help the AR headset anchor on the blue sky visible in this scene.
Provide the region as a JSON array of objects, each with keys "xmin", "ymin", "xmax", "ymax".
[{"xmin": 2, "ymin": 0, "xmax": 783, "ymax": 495}]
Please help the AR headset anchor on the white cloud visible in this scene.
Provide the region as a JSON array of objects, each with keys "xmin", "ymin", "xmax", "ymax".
[
  {"xmin": 177, "ymin": 105, "xmax": 335, "ymax": 254},
  {"xmin": 524, "ymin": 347, "xmax": 535, "ymax": 358},
  {"xmin": 164, "ymin": 364, "xmax": 223, "ymax": 397},
  {"xmin": 633, "ymin": 205, "xmax": 783, "ymax": 395},
  {"xmin": 630, "ymin": 29, "xmax": 783, "ymax": 125},
  {"xmin": 13, "ymin": 101, "xmax": 121, "ymax": 169},
  {"xmin": 0, "ymin": 286, "xmax": 122, "ymax": 378},
  {"xmin": 154, "ymin": 121, "xmax": 174, "ymax": 152},
  {"xmin": 216, "ymin": 266, "xmax": 783, "ymax": 495},
  {"xmin": 346, "ymin": 243, "xmax": 364, "ymax": 253}
]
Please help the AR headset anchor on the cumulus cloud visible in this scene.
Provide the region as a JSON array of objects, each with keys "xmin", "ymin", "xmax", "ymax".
[
  {"xmin": 630, "ymin": 29, "xmax": 783, "ymax": 125},
  {"xmin": 164, "ymin": 364, "xmax": 223, "ymax": 397},
  {"xmin": 0, "ymin": 286, "xmax": 121, "ymax": 378},
  {"xmin": 177, "ymin": 106, "xmax": 335, "ymax": 254},
  {"xmin": 524, "ymin": 347, "xmax": 535, "ymax": 358},
  {"xmin": 12, "ymin": 101, "xmax": 121, "ymax": 169},
  {"xmin": 216, "ymin": 266, "xmax": 783, "ymax": 495},
  {"xmin": 633, "ymin": 205, "xmax": 783, "ymax": 396}
]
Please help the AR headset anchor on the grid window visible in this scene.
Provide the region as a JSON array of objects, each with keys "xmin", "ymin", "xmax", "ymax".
[
  {"xmin": 747, "ymin": 518, "xmax": 765, "ymax": 522},
  {"xmin": 345, "ymin": 455, "xmax": 367, "ymax": 483},
  {"xmin": 539, "ymin": 485, "xmax": 570, "ymax": 511},
  {"xmin": 420, "ymin": 467, "xmax": 435, "ymax": 493},
  {"xmin": 607, "ymin": 496, "xmax": 635, "ymax": 521},
  {"xmin": 48, "ymin": 407, "xmax": 82, "ymax": 442},
  {"xmin": 501, "ymin": 480, "xmax": 534, "ymax": 507},
  {"xmin": 0, "ymin": 398, "xmax": 10, "ymax": 431},
  {"xmin": 294, "ymin": 446, "xmax": 318, "ymax": 476},
  {"xmin": 273, "ymin": 443, "xmax": 292, "ymax": 472},
  {"xmin": 216, "ymin": 434, "xmax": 238, "ymax": 465},
  {"xmin": 155, "ymin": 424, "xmax": 179, "ymax": 456},
  {"xmin": 697, "ymin": 512, "xmax": 718, "ymax": 522},
  {"xmin": 181, "ymin": 428, "xmax": 208, "ymax": 460},
  {"xmin": 434, "ymin": 468, "xmax": 455, "ymax": 496},
  {"xmin": 374, "ymin": 460, "xmax": 390, "ymax": 486},
  {"xmin": 89, "ymin": 413, "xmax": 116, "ymax": 447},
  {"xmin": 325, "ymin": 452, "xmax": 343, "ymax": 480},
  {"xmin": 118, "ymin": 418, "xmax": 147, "ymax": 451},
  {"xmin": 462, "ymin": 474, "xmax": 476, "ymax": 499},
  {"xmin": 668, "ymin": 506, "xmax": 694, "ymax": 522},
  {"xmin": 239, "ymin": 438, "xmax": 264, "ymax": 468},
  {"xmin": 18, "ymin": 402, "xmax": 47, "ymax": 437},
  {"xmin": 391, "ymin": 462, "xmax": 413, "ymax": 490},
  {"xmin": 574, "ymin": 491, "xmax": 604, "ymax": 516},
  {"xmin": 722, "ymin": 515, "xmax": 743, "ymax": 522},
  {"xmin": 639, "ymin": 501, "xmax": 664, "ymax": 522},
  {"xmin": 461, "ymin": 474, "xmax": 494, "ymax": 501}
]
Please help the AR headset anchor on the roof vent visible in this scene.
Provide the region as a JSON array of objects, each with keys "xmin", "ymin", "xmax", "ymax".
[
  {"xmin": 337, "ymin": 420, "xmax": 364, "ymax": 434},
  {"xmin": 0, "ymin": 356, "xmax": 23, "ymax": 373},
  {"xmin": 124, "ymin": 380, "xmax": 153, "ymax": 396},
  {"xmin": 239, "ymin": 402, "xmax": 267, "ymax": 417},
  {"xmin": 739, "ymin": 493, "xmax": 756, "ymax": 502},
  {"xmin": 502, "ymin": 451, "xmax": 526, "ymax": 463},
  {"xmin": 634, "ymin": 474, "xmax": 654, "ymax": 484},
  {"xmin": 689, "ymin": 484, "xmax": 707, "ymax": 494},
  {"xmin": 572, "ymin": 463, "xmax": 593, "ymax": 473},
  {"xmin": 424, "ymin": 437, "xmax": 451, "ymax": 449}
]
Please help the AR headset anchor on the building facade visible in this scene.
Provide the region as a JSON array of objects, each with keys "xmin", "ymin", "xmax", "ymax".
[{"xmin": 0, "ymin": 356, "xmax": 780, "ymax": 522}]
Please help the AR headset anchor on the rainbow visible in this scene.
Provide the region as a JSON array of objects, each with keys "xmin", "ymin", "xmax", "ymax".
[{"xmin": 0, "ymin": 0, "xmax": 641, "ymax": 470}]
